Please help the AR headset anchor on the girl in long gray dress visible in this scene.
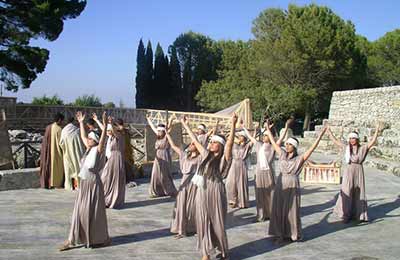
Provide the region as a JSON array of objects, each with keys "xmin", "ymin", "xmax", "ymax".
[
  {"xmin": 242, "ymin": 119, "xmax": 290, "ymax": 221},
  {"xmin": 147, "ymin": 115, "xmax": 177, "ymax": 197},
  {"xmin": 265, "ymin": 120, "xmax": 326, "ymax": 243},
  {"xmin": 100, "ymin": 118, "xmax": 126, "ymax": 209},
  {"xmin": 182, "ymin": 114, "xmax": 237, "ymax": 260},
  {"xmin": 59, "ymin": 111, "xmax": 110, "ymax": 251},
  {"xmin": 166, "ymin": 127, "xmax": 201, "ymax": 238},
  {"xmin": 225, "ymin": 131, "xmax": 252, "ymax": 209},
  {"xmin": 326, "ymin": 123, "xmax": 381, "ymax": 223}
]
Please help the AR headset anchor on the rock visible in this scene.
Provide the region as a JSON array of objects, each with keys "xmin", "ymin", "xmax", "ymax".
[{"xmin": 8, "ymin": 130, "xmax": 28, "ymax": 140}]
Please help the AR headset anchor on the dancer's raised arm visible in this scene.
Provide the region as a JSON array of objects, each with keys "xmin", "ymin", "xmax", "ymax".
[
  {"xmin": 146, "ymin": 114, "xmax": 158, "ymax": 134},
  {"xmin": 264, "ymin": 119, "xmax": 283, "ymax": 156},
  {"xmin": 224, "ymin": 113, "xmax": 238, "ymax": 161},
  {"xmin": 276, "ymin": 118, "xmax": 292, "ymax": 146},
  {"xmin": 303, "ymin": 126, "xmax": 327, "ymax": 161},
  {"xmin": 181, "ymin": 116, "xmax": 206, "ymax": 156},
  {"xmin": 76, "ymin": 111, "xmax": 89, "ymax": 149},
  {"xmin": 241, "ymin": 121, "xmax": 257, "ymax": 145},
  {"xmin": 92, "ymin": 113, "xmax": 105, "ymax": 131},
  {"xmin": 97, "ymin": 112, "xmax": 108, "ymax": 153},
  {"xmin": 368, "ymin": 122, "xmax": 382, "ymax": 150},
  {"xmin": 165, "ymin": 130, "xmax": 182, "ymax": 155},
  {"xmin": 326, "ymin": 125, "xmax": 345, "ymax": 150}
]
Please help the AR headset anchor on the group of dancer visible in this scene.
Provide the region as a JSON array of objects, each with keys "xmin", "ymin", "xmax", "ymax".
[{"xmin": 57, "ymin": 110, "xmax": 382, "ymax": 260}]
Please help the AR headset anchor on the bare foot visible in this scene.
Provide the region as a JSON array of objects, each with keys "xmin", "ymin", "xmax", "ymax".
[
  {"xmin": 58, "ymin": 240, "xmax": 72, "ymax": 251},
  {"xmin": 201, "ymin": 256, "xmax": 210, "ymax": 260},
  {"xmin": 174, "ymin": 234, "xmax": 184, "ymax": 239}
]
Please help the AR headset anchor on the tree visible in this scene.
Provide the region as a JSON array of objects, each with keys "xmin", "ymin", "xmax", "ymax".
[
  {"xmin": 103, "ymin": 102, "xmax": 116, "ymax": 108},
  {"xmin": 171, "ymin": 31, "xmax": 222, "ymax": 111},
  {"xmin": 143, "ymin": 40, "xmax": 154, "ymax": 108},
  {"xmin": 251, "ymin": 4, "xmax": 367, "ymax": 126},
  {"xmin": 368, "ymin": 29, "xmax": 400, "ymax": 86},
  {"xmin": 32, "ymin": 95, "xmax": 64, "ymax": 106},
  {"xmin": 168, "ymin": 45, "xmax": 182, "ymax": 110},
  {"xmin": 153, "ymin": 43, "xmax": 169, "ymax": 109},
  {"xmin": 0, "ymin": 0, "xmax": 86, "ymax": 92},
  {"xmin": 74, "ymin": 94, "xmax": 102, "ymax": 107},
  {"xmin": 135, "ymin": 39, "xmax": 146, "ymax": 108}
]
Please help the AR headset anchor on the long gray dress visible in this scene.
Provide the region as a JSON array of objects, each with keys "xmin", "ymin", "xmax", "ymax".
[
  {"xmin": 268, "ymin": 150, "xmax": 305, "ymax": 241},
  {"xmin": 254, "ymin": 141, "xmax": 276, "ymax": 221},
  {"xmin": 149, "ymin": 136, "xmax": 177, "ymax": 197},
  {"xmin": 334, "ymin": 145, "xmax": 369, "ymax": 222},
  {"xmin": 101, "ymin": 135, "xmax": 126, "ymax": 209},
  {"xmin": 196, "ymin": 150, "xmax": 232, "ymax": 257},
  {"xmin": 170, "ymin": 151, "xmax": 201, "ymax": 235},
  {"xmin": 68, "ymin": 148, "xmax": 110, "ymax": 247},
  {"xmin": 226, "ymin": 143, "xmax": 251, "ymax": 208}
]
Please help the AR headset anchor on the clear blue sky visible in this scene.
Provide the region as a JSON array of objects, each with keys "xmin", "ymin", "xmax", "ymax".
[{"xmin": 4, "ymin": 0, "xmax": 399, "ymax": 107}]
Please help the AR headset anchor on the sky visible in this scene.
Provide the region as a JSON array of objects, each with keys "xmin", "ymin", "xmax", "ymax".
[{"xmin": 3, "ymin": 0, "xmax": 400, "ymax": 107}]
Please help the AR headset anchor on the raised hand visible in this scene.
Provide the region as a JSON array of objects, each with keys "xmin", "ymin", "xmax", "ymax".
[
  {"xmin": 232, "ymin": 113, "xmax": 238, "ymax": 124},
  {"xmin": 108, "ymin": 116, "xmax": 113, "ymax": 124},
  {"xmin": 76, "ymin": 111, "xmax": 85, "ymax": 123},
  {"xmin": 181, "ymin": 115, "xmax": 188, "ymax": 125},
  {"xmin": 102, "ymin": 112, "xmax": 107, "ymax": 125},
  {"xmin": 92, "ymin": 113, "xmax": 98, "ymax": 121}
]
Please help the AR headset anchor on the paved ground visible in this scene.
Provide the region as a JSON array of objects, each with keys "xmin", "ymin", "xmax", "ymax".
[{"xmin": 1, "ymin": 153, "xmax": 400, "ymax": 260}]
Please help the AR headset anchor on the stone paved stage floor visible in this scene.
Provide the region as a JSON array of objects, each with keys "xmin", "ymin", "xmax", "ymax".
[{"xmin": 1, "ymin": 153, "xmax": 400, "ymax": 260}]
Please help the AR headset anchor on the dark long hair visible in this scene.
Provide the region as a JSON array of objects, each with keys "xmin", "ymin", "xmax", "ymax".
[{"xmin": 197, "ymin": 135, "xmax": 226, "ymax": 181}]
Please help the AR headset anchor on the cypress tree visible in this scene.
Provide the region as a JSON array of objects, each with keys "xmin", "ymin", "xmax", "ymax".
[
  {"xmin": 143, "ymin": 40, "xmax": 154, "ymax": 108},
  {"xmin": 135, "ymin": 39, "xmax": 146, "ymax": 108}
]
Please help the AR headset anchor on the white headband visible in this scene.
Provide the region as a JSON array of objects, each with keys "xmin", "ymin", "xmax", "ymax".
[
  {"xmin": 348, "ymin": 132, "xmax": 359, "ymax": 140},
  {"xmin": 106, "ymin": 124, "xmax": 113, "ymax": 131},
  {"xmin": 237, "ymin": 131, "xmax": 246, "ymax": 137},
  {"xmin": 285, "ymin": 137, "xmax": 299, "ymax": 149},
  {"xmin": 197, "ymin": 124, "xmax": 206, "ymax": 131},
  {"xmin": 210, "ymin": 135, "xmax": 226, "ymax": 146},
  {"xmin": 88, "ymin": 132, "xmax": 99, "ymax": 143},
  {"xmin": 157, "ymin": 126, "xmax": 166, "ymax": 132},
  {"xmin": 261, "ymin": 128, "xmax": 268, "ymax": 136}
]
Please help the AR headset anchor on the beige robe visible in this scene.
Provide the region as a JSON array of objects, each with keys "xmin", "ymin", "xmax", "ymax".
[{"xmin": 60, "ymin": 123, "xmax": 85, "ymax": 190}]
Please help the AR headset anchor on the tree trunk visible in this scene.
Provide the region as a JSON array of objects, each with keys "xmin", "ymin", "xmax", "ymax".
[{"xmin": 303, "ymin": 111, "xmax": 311, "ymax": 131}]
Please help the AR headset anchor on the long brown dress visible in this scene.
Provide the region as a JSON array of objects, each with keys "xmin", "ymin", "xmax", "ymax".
[
  {"xmin": 334, "ymin": 145, "xmax": 369, "ymax": 222},
  {"xmin": 226, "ymin": 142, "xmax": 251, "ymax": 208},
  {"xmin": 196, "ymin": 150, "xmax": 231, "ymax": 257},
  {"xmin": 268, "ymin": 150, "xmax": 305, "ymax": 241},
  {"xmin": 40, "ymin": 124, "xmax": 52, "ymax": 189},
  {"xmin": 254, "ymin": 141, "xmax": 276, "ymax": 221},
  {"xmin": 149, "ymin": 136, "xmax": 177, "ymax": 197},
  {"xmin": 68, "ymin": 148, "xmax": 110, "ymax": 247},
  {"xmin": 170, "ymin": 151, "xmax": 201, "ymax": 235},
  {"xmin": 101, "ymin": 135, "xmax": 126, "ymax": 209}
]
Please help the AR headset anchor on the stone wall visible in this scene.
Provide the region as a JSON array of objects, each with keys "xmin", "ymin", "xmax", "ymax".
[
  {"xmin": 0, "ymin": 97, "xmax": 16, "ymax": 118},
  {"xmin": 0, "ymin": 168, "xmax": 40, "ymax": 191},
  {"xmin": 302, "ymin": 86, "xmax": 400, "ymax": 176},
  {"xmin": 328, "ymin": 85, "xmax": 400, "ymax": 126}
]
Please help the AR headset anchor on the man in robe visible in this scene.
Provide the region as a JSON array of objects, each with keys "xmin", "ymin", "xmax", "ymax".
[
  {"xmin": 40, "ymin": 113, "xmax": 65, "ymax": 188},
  {"xmin": 60, "ymin": 117, "xmax": 85, "ymax": 190}
]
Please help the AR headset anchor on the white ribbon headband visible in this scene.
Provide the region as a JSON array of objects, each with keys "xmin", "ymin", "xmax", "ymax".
[
  {"xmin": 348, "ymin": 132, "xmax": 359, "ymax": 140},
  {"xmin": 88, "ymin": 132, "xmax": 99, "ymax": 143},
  {"xmin": 157, "ymin": 126, "xmax": 166, "ymax": 132},
  {"xmin": 285, "ymin": 137, "xmax": 299, "ymax": 149},
  {"xmin": 210, "ymin": 135, "xmax": 226, "ymax": 146}
]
